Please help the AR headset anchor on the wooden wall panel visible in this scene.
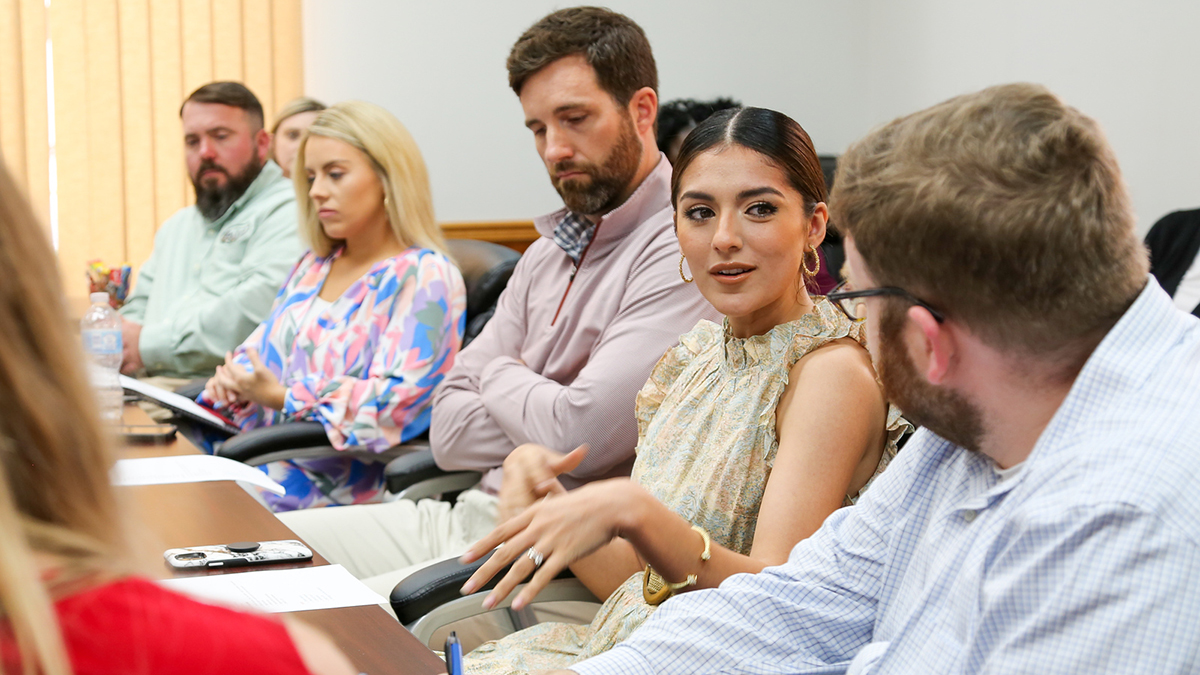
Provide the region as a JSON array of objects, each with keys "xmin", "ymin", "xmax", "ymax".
[{"xmin": 441, "ymin": 221, "xmax": 539, "ymax": 254}]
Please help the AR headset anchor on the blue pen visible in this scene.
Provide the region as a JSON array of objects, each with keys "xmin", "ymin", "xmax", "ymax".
[{"xmin": 444, "ymin": 631, "xmax": 463, "ymax": 675}]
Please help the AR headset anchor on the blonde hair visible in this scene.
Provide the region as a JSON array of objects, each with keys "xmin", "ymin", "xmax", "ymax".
[
  {"xmin": 270, "ymin": 97, "xmax": 327, "ymax": 135},
  {"xmin": 292, "ymin": 101, "xmax": 447, "ymax": 258},
  {"xmin": 0, "ymin": 159, "xmax": 126, "ymax": 674},
  {"xmin": 832, "ymin": 83, "xmax": 1148, "ymax": 366}
]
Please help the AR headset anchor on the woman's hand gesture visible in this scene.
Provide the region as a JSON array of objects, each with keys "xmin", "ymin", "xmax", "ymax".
[
  {"xmin": 459, "ymin": 478, "xmax": 645, "ymax": 611},
  {"xmin": 498, "ymin": 444, "xmax": 588, "ymax": 521},
  {"xmin": 211, "ymin": 348, "xmax": 287, "ymax": 411}
]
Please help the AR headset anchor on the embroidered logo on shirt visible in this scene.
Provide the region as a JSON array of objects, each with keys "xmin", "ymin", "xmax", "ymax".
[{"xmin": 219, "ymin": 222, "xmax": 251, "ymax": 243}]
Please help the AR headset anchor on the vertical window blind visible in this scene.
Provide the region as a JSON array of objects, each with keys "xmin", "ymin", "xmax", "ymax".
[{"xmin": 0, "ymin": 0, "xmax": 303, "ymax": 297}]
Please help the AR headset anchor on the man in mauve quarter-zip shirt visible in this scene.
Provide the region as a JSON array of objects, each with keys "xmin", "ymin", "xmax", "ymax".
[{"xmin": 277, "ymin": 8, "xmax": 718, "ymax": 602}]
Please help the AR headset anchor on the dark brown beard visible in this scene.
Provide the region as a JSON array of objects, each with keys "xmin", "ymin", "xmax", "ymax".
[
  {"xmin": 193, "ymin": 155, "xmax": 265, "ymax": 221},
  {"xmin": 551, "ymin": 112, "xmax": 642, "ymax": 216},
  {"xmin": 877, "ymin": 303, "xmax": 985, "ymax": 453}
]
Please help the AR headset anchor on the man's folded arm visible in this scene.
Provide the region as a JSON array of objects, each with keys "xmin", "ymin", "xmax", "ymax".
[
  {"xmin": 429, "ymin": 255, "xmax": 532, "ymax": 471},
  {"xmin": 477, "ymin": 246, "xmax": 714, "ymax": 480},
  {"xmin": 138, "ymin": 203, "xmax": 300, "ymax": 376}
]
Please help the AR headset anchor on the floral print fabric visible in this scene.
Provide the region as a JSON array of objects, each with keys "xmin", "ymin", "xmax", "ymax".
[{"xmin": 199, "ymin": 246, "xmax": 465, "ymax": 510}]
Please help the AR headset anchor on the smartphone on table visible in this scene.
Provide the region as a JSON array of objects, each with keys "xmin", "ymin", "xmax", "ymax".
[
  {"xmin": 164, "ymin": 540, "xmax": 313, "ymax": 569},
  {"xmin": 121, "ymin": 424, "xmax": 177, "ymax": 443}
]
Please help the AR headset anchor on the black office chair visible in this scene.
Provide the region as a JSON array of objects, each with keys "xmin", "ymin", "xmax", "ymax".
[
  {"xmin": 391, "ymin": 550, "xmax": 599, "ymax": 649},
  {"xmin": 817, "ymin": 154, "xmax": 845, "ymax": 284},
  {"xmin": 171, "ymin": 238, "xmax": 521, "ymax": 468}
]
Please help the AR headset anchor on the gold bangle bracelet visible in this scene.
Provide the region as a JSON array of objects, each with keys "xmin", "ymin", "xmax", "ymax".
[{"xmin": 642, "ymin": 525, "xmax": 712, "ymax": 606}]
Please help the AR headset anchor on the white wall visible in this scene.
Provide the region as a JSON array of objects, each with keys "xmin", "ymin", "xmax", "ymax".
[
  {"xmin": 303, "ymin": 0, "xmax": 871, "ymax": 222},
  {"xmin": 861, "ymin": 0, "xmax": 1200, "ymax": 233},
  {"xmin": 305, "ymin": 0, "xmax": 1200, "ymax": 232}
]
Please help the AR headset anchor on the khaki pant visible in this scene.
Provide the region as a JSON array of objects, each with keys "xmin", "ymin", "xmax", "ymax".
[
  {"xmin": 278, "ymin": 490, "xmax": 501, "ymax": 601},
  {"xmin": 280, "ymin": 490, "xmax": 600, "ymax": 649}
]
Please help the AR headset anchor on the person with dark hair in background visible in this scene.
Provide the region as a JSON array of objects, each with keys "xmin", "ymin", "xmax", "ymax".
[
  {"xmin": 1145, "ymin": 207, "xmax": 1200, "ymax": 317},
  {"xmin": 276, "ymin": 7, "xmax": 717, "ymax": 599},
  {"xmin": 656, "ymin": 97, "xmax": 741, "ymax": 164},
  {"xmin": 119, "ymin": 81, "xmax": 301, "ymax": 386},
  {"xmin": 455, "ymin": 106, "xmax": 909, "ymax": 673},
  {"xmin": 554, "ymin": 83, "xmax": 1200, "ymax": 675}
]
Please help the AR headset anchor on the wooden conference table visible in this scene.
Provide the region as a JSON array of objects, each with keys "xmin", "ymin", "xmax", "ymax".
[{"xmin": 117, "ymin": 406, "xmax": 444, "ymax": 675}]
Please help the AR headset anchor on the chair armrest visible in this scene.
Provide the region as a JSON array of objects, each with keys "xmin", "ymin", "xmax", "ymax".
[
  {"xmin": 384, "ymin": 449, "xmax": 481, "ymax": 500},
  {"xmin": 390, "ymin": 551, "xmax": 503, "ymax": 625},
  {"xmin": 392, "ymin": 551, "xmax": 589, "ymax": 638},
  {"xmin": 215, "ymin": 421, "xmax": 426, "ymax": 466}
]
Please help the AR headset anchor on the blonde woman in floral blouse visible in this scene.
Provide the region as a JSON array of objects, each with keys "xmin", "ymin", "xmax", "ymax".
[
  {"xmin": 200, "ymin": 101, "xmax": 466, "ymax": 511},
  {"xmin": 458, "ymin": 108, "xmax": 910, "ymax": 673}
]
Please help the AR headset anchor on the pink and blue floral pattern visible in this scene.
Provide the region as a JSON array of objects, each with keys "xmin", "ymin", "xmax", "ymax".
[{"xmin": 199, "ymin": 246, "xmax": 465, "ymax": 510}]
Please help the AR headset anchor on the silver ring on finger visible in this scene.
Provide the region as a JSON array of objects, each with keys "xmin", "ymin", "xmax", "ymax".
[{"xmin": 525, "ymin": 547, "xmax": 545, "ymax": 568}]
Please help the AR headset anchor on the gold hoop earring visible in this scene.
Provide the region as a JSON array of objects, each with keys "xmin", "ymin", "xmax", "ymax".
[
  {"xmin": 679, "ymin": 254, "xmax": 693, "ymax": 283},
  {"xmin": 801, "ymin": 244, "xmax": 820, "ymax": 277}
]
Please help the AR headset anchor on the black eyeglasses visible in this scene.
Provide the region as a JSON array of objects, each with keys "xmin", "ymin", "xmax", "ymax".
[{"xmin": 826, "ymin": 281, "xmax": 946, "ymax": 323}]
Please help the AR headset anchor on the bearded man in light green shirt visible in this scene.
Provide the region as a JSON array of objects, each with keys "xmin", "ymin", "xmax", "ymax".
[{"xmin": 120, "ymin": 82, "xmax": 301, "ymax": 381}]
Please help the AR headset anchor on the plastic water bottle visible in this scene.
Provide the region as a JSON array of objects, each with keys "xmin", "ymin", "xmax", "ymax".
[{"xmin": 81, "ymin": 292, "xmax": 123, "ymax": 423}]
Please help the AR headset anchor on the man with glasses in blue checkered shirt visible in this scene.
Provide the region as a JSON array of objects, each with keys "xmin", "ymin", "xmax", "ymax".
[{"xmin": 555, "ymin": 83, "xmax": 1200, "ymax": 674}]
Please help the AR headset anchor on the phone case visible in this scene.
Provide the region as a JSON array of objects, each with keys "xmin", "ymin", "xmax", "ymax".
[
  {"xmin": 121, "ymin": 424, "xmax": 177, "ymax": 443},
  {"xmin": 164, "ymin": 540, "xmax": 313, "ymax": 569}
]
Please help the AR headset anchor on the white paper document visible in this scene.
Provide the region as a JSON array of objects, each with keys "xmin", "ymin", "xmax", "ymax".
[
  {"xmin": 112, "ymin": 455, "xmax": 286, "ymax": 495},
  {"xmin": 160, "ymin": 564, "xmax": 387, "ymax": 613}
]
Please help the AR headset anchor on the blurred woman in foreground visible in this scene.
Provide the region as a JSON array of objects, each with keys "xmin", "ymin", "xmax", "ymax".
[{"xmin": 0, "ymin": 162, "xmax": 353, "ymax": 675}]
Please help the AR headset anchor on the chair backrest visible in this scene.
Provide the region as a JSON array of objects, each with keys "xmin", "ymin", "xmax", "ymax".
[{"xmin": 445, "ymin": 239, "xmax": 521, "ymax": 345}]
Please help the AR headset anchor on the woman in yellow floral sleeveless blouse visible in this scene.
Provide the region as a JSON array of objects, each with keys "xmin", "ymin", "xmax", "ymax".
[{"xmin": 459, "ymin": 108, "xmax": 911, "ymax": 674}]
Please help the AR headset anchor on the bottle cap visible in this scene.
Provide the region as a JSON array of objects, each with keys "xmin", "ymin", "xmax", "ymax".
[{"xmin": 90, "ymin": 292, "xmax": 109, "ymax": 304}]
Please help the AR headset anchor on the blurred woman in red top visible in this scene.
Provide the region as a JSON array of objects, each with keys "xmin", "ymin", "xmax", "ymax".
[{"xmin": 0, "ymin": 161, "xmax": 353, "ymax": 675}]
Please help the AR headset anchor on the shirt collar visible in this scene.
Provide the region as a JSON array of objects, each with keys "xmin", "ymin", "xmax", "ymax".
[
  {"xmin": 204, "ymin": 159, "xmax": 285, "ymax": 228},
  {"xmin": 552, "ymin": 211, "xmax": 597, "ymax": 262},
  {"xmin": 937, "ymin": 278, "xmax": 1178, "ymax": 512},
  {"xmin": 534, "ymin": 153, "xmax": 672, "ymax": 251}
]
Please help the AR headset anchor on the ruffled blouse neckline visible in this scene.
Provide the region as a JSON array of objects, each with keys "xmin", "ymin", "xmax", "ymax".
[{"xmin": 720, "ymin": 299, "xmax": 845, "ymax": 369}]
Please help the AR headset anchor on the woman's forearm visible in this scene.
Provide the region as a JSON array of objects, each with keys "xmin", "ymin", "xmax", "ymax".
[
  {"xmin": 568, "ymin": 538, "xmax": 643, "ymax": 600},
  {"xmin": 618, "ymin": 485, "xmax": 767, "ymax": 592}
]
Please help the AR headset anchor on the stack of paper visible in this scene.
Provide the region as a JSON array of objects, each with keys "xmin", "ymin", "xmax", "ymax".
[{"xmin": 161, "ymin": 564, "xmax": 387, "ymax": 613}]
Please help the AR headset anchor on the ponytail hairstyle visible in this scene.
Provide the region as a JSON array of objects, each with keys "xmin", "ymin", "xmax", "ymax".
[{"xmin": 0, "ymin": 159, "xmax": 128, "ymax": 675}]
